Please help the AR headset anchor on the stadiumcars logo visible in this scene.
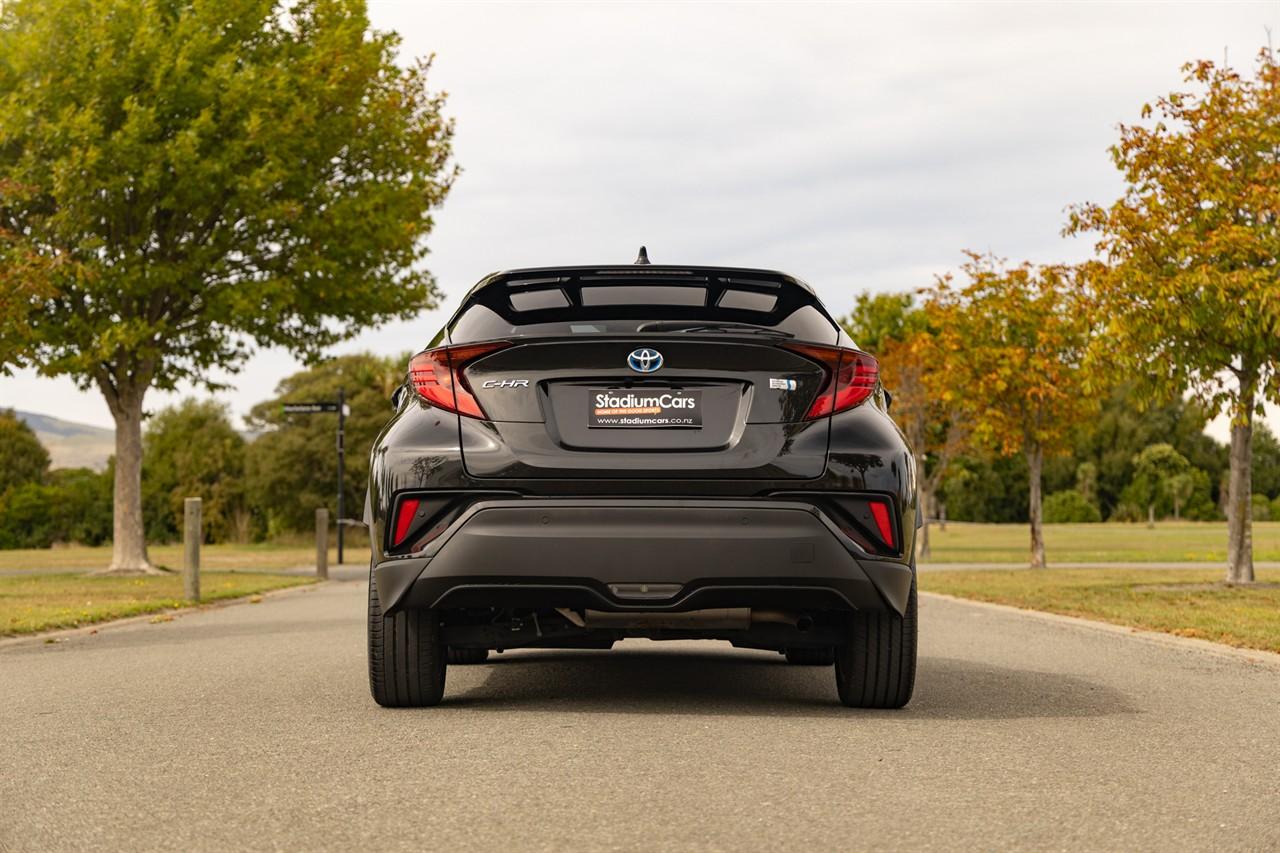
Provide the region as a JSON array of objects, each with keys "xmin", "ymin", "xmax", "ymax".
[{"xmin": 588, "ymin": 389, "xmax": 702, "ymax": 428}]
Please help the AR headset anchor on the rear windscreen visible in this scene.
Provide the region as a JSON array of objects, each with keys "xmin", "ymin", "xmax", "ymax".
[{"xmin": 448, "ymin": 273, "xmax": 839, "ymax": 344}]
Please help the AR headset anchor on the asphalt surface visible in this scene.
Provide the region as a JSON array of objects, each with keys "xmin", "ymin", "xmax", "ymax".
[{"xmin": 3, "ymin": 576, "xmax": 1279, "ymax": 852}]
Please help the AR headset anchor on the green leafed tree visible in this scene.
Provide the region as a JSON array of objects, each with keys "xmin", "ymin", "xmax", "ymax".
[
  {"xmin": 143, "ymin": 400, "xmax": 248, "ymax": 543},
  {"xmin": 1252, "ymin": 422, "xmax": 1280, "ymax": 500},
  {"xmin": 1126, "ymin": 444, "xmax": 1191, "ymax": 528},
  {"xmin": 245, "ymin": 353, "xmax": 404, "ymax": 536},
  {"xmin": 0, "ymin": 0, "xmax": 455, "ymax": 571},
  {"xmin": 1067, "ymin": 53, "xmax": 1280, "ymax": 583},
  {"xmin": 0, "ymin": 410, "xmax": 51, "ymax": 495}
]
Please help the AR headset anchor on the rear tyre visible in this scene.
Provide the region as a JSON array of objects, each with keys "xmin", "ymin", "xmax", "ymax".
[
  {"xmin": 448, "ymin": 647, "xmax": 489, "ymax": 665},
  {"xmin": 368, "ymin": 569, "xmax": 447, "ymax": 707},
  {"xmin": 835, "ymin": 574, "xmax": 917, "ymax": 709},
  {"xmin": 784, "ymin": 647, "xmax": 835, "ymax": 665}
]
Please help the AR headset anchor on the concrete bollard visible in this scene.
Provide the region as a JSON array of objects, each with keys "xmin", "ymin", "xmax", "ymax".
[
  {"xmin": 315, "ymin": 508, "xmax": 329, "ymax": 580},
  {"xmin": 183, "ymin": 497, "xmax": 201, "ymax": 601}
]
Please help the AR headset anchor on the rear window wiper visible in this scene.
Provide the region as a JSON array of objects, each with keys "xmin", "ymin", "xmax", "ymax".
[{"xmin": 635, "ymin": 321, "xmax": 794, "ymax": 338}]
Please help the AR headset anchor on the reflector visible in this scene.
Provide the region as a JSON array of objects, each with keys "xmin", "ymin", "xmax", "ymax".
[
  {"xmin": 392, "ymin": 497, "xmax": 421, "ymax": 546},
  {"xmin": 869, "ymin": 499, "xmax": 895, "ymax": 549}
]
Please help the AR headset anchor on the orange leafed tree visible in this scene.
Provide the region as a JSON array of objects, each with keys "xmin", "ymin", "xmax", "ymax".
[
  {"xmin": 1067, "ymin": 52, "xmax": 1280, "ymax": 584},
  {"xmin": 878, "ymin": 330, "xmax": 967, "ymax": 558},
  {"xmin": 923, "ymin": 254, "xmax": 1095, "ymax": 568},
  {"xmin": 843, "ymin": 292, "xmax": 967, "ymax": 559}
]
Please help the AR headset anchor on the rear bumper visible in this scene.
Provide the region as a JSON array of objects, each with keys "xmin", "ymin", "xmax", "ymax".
[{"xmin": 372, "ymin": 498, "xmax": 914, "ymax": 616}]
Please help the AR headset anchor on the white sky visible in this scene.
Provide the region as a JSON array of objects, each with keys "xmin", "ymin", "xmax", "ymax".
[{"xmin": 2, "ymin": 0, "xmax": 1277, "ymax": 442}]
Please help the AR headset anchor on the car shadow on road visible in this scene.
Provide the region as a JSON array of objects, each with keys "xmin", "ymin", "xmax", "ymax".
[{"xmin": 442, "ymin": 648, "xmax": 1138, "ymax": 720}]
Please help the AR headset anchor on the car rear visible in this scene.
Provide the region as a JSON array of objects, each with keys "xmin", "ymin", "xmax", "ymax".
[{"xmin": 366, "ymin": 261, "xmax": 918, "ymax": 709}]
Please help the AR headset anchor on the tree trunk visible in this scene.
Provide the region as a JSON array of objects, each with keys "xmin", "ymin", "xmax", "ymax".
[
  {"xmin": 938, "ymin": 501, "xmax": 946, "ymax": 532},
  {"xmin": 98, "ymin": 383, "xmax": 157, "ymax": 574},
  {"xmin": 1226, "ymin": 392, "xmax": 1255, "ymax": 585},
  {"xmin": 1146, "ymin": 504, "xmax": 1155, "ymax": 529},
  {"xmin": 1027, "ymin": 443, "xmax": 1046, "ymax": 569},
  {"xmin": 917, "ymin": 480, "xmax": 932, "ymax": 560},
  {"xmin": 1173, "ymin": 496, "xmax": 1181, "ymax": 522}
]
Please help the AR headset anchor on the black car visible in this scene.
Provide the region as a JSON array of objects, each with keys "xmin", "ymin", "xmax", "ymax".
[{"xmin": 366, "ymin": 252, "xmax": 918, "ymax": 708}]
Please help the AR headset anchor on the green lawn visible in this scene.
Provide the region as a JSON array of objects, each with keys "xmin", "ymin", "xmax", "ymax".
[
  {"xmin": 0, "ymin": 571, "xmax": 317, "ymax": 636},
  {"xmin": 0, "ymin": 541, "xmax": 373, "ymax": 574},
  {"xmin": 922, "ymin": 520, "xmax": 1280, "ymax": 564},
  {"xmin": 921, "ymin": 568, "xmax": 1280, "ymax": 653}
]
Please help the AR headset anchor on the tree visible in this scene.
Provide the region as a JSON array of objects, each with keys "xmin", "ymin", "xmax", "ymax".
[
  {"xmin": 1043, "ymin": 490, "xmax": 1102, "ymax": 523},
  {"xmin": 143, "ymin": 400, "xmax": 248, "ymax": 543},
  {"xmin": 1067, "ymin": 53, "xmax": 1280, "ymax": 583},
  {"xmin": 1069, "ymin": 383, "xmax": 1227, "ymax": 519},
  {"xmin": 880, "ymin": 331, "xmax": 969, "ymax": 558},
  {"xmin": 1127, "ymin": 444, "xmax": 1192, "ymax": 527},
  {"xmin": 0, "ymin": 198, "xmax": 55, "ymax": 367},
  {"xmin": 1075, "ymin": 462, "xmax": 1099, "ymax": 505},
  {"xmin": 0, "ymin": 0, "xmax": 455, "ymax": 571},
  {"xmin": 941, "ymin": 454, "xmax": 1029, "ymax": 523},
  {"xmin": 1252, "ymin": 423, "xmax": 1280, "ymax": 499},
  {"xmin": 0, "ymin": 410, "xmax": 50, "ymax": 495},
  {"xmin": 843, "ymin": 292, "xmax": 967, "ymax": 558},
  {"xmin": 842, "ymin": 292, "xmax": 926, "ymax": 353},
  {"xmin": 246, "ymin": 353, "xmax": 404, "ymax": 536},
  {"xmin": 924, "ymin": 254, "xmax": 1094, "ymax": 568},
  {"xmin": 1164, "ymin": 472, "xmax": 1197, "ymax": 521}
]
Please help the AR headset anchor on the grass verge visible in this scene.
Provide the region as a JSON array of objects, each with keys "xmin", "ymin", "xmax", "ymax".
[
  {"xmin": 922, "ymin": 520, "xmax": 1280, "ymax": 563},
  {"xmin": 0, "ymin": 542, "xmax": 372, "ymax": 574},
  {"xmin": 1, "ymin": 571, "xmax": 316, "ymax": 636},
  {"xmin": 920, "ymin": 568, "xmax": 1280, "ymax": 654}
]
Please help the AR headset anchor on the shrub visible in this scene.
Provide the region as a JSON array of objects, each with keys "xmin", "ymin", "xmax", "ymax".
[
  {"xmin": 1043, "ymin": 490, "xmax": 1102, "ymax": 523},
  {"xmin": 1252, "ymin": 494, "xmax": 1273, "ymax": 521},
  {"xmin": 0, "ymin": 467, "xmax": 113, "ymax": 549}
]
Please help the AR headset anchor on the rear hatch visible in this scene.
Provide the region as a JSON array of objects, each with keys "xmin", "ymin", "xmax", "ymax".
[
  {"xmin": 441, "ymin": 265, "xmax": 843, "ymax": 480},
  {"xmin": 460, "ymin": 338, "xmax": 831, "ymax": 478}
]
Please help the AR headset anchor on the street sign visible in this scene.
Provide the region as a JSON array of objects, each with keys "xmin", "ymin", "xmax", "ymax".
[
  {"xmin": 282, "ymin": 402, "xmax": 340, "ymax": 413},
  {"xmin": 280, "ymin": 390, "xmax": 349, "ymax": 563}
]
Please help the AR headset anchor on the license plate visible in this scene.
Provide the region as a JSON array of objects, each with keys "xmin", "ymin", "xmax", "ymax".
[{"xmin": 588, "ymin": 388, "xmax": 702, "ymax": 428}]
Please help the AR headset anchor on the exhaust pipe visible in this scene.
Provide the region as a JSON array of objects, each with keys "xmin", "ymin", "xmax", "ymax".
[{"xmin": 750, "ymin": 609, "xmax": 809, "ymax": 630}]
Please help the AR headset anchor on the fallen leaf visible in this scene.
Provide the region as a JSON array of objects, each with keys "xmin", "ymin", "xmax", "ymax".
[
  {"xmin": 150, "ymin": 614, "xmax": 175, "ymax": 624},
  {"xmin": 249, "ymin": 595, "xmax": 263, "ymax": 604}
]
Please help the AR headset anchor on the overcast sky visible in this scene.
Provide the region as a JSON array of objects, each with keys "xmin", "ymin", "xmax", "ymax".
[{"xmin": 2, "ymin": 0, "xmax": 1276, "ymax": 441}]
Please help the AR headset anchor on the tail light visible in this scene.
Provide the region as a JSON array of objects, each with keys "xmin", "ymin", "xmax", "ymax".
[
  {"xmin": 782, "ymin": 344, "xmax": 879, "ymax": 419},
  {"xmin": 408, "ymin": 341, "xmax": 511, "ymax": 419}
]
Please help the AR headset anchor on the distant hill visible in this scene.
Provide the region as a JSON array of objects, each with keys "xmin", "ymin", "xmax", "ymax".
[{"xmin": 12, "ymin": 411, "xmax": 115, "ymax": 471}]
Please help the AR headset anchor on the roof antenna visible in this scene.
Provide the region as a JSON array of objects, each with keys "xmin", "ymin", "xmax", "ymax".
[{"xmin": 633, "ymin": 245, "xmax": 651, "ymax": 265}]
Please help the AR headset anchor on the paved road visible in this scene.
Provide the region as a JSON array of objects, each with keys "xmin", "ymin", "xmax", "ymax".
[{"xmin": 3, "ymin": 577, "xmax": 1279, "ymax": 852}]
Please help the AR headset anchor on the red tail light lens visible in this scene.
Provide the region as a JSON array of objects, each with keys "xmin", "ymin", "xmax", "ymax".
[
  {"xmin": 392, "ymin": 498, "xmax": 421, "ymax": 546},
  {"xmin": 782, "ymin": 344, "xmax": 879, "ymax": 419},
  {"xmin": 408, "ymin": 341, "xmax": 511, "ymax": 419}
]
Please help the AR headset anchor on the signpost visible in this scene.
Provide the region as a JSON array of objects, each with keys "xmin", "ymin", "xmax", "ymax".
[{"xmin": 282, "ymin": 387, "xmax": 348, "ymax": 564}]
